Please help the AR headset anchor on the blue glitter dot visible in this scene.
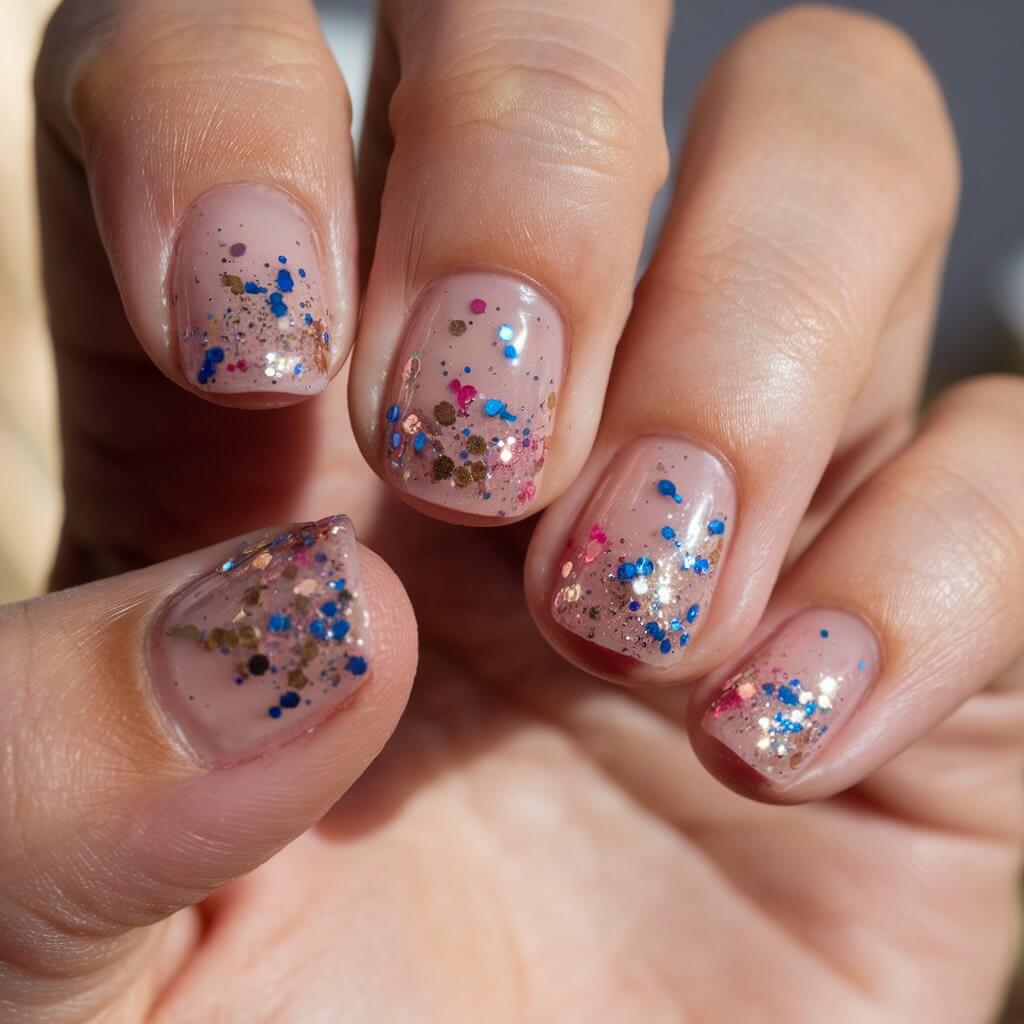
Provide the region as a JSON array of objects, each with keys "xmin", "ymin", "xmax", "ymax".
[
  {"xmin": 617, "ymin": 562, "xmax": 637, "ymax": 581},
  {"xmin": 268, "ymin": 293, "xmax": 288, "ymax": 317},
  {"xmin": 413, "ymin": 432, "xmax": 428, "ymax": 452},
  {"xmin": 268, "ymin": 706, "xmax": 282, "ymax": 718},
  {"xmin": 669, "ymin": 617, "xmax": 682, "ymax": 631},
  {"xmin": 331, "ymin": 619, "xmax": 350, "ymax": 640},
  {"xmin": 208, "ymin": 347, "xmax": 224, "ymax": 363},
  {"xmin": 762, "ymin": 682, "xmax": 774, "ymax": 694},
  {"xmin": 315, "ymin": 552, "xmax": 327, "ymax": 563},
  {"xmin": 347, "ymin": 655, "xmax": 368, "ymax": 676},
  {"xmin": 294, "ymin": 363, "xmax": 302, "ymax": 376},
  {"xmin": 305, "ymin": 313, "xmax": 314, "ymax": 325},
  {"xmin": 523, "ymin": 428, "xmax": 531, "ymax": 436},
  {"xmin": 329, "ymin": 578, "xmax": 346, "ymax": 590},
  {"xmin": 309, "ymin": 620, "xmax": 327, "ymax": 639},
  {"xmin": 687, "ymin": 603, "xmax": 700, "ymax": 623},
  {"xmin": 323, "ymin": 331, "xmax": 330, "ymax": 343},
  {"xmin": 777, "ymin": 685, "xmax": 798, "ymax": 706},
  {"xmin": 660, "ymin": 638, "xmax": 672, "ymax": 653},
  {"xmin": 278, "ymin": 255, "xmax": 287, "ymax": 264},
  {"xmin": 661, "ymin": 526, "xmax": 676, "ymax": 541},
  {"xmin": 679, "ymin": 632, "xmax": 690, "ymax": 647},
  {"xmin": 484, "ymin": 398, "xmax": 504, "ymax": 416},
  {"xmin": 386, "ymin": 404, "xmax": 401, "ymax": 422},
  {"xmin": 299, "ymin": 267, "xmax": 306, "ymax": 277},
  {"xmin": 503, "ymin": 345, "xmax": 517, "ymax": 359},
  {"xmin": 693, "ymin": 558, "xmax": 710, "ymax": 575},
  {"xmin": 636, "ymin": 557, "xmax": 654, "ymax": 576},
  {"xmin": 320, "ymin": 601, "xmax": 338, "ymax": 618},
  {"xmin": 858, "ymin": 659, "xmax": 867, "ymax": 670},
  {"xmin": 390, "ymin": 432, "xmax": 402, "ymax": 449},
  {"xmin": 629, "ymin": 600, "xmax": 640, "ymax": 611},
  {"xmin": 657, "ymin": 479, "xmax": 676, "ymax": 497},
  {"xmin": 820, "ymin": 629, "xmax": 829, "ymax": 638},
  {"xmin": 464, "ymin": 366, "xmax": 471, "ymax": 374},
  {"xmin": 280, "ymin": 691, "xmax": 300, "ymax": 709},
  {"xmin": 497, "ymin": 323, "xmax": 515, "ymax": 342},
  {"xmin": 244, "ymin": 281, "xmax": 267, "ymax": 294},
  {"xmin": 268, "ymin": 614, "xmax": 291, "ymax": 633},
  {"xmin": 276, "ymin": 268, "xmax": 294, "ymax": 292},
  {"xmin": 708, "ymin": 519, "xmax": 725, "ymax": 535}
]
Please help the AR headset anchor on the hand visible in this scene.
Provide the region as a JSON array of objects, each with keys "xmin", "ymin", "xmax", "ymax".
[{"xmin": 5, "ymin": 2, "xmax": 1022, "ymax": 1021}]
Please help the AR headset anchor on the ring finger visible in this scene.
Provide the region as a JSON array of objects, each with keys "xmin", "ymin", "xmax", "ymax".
[{"xmin": 527, "ymin": 6, "xmax": 959, "ymax": 683}]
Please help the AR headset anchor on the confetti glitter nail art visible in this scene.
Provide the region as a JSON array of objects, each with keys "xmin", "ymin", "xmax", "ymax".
[
  {"xmin": 703, "ymin": 609, "xmax": 880, "ymax": 781},
  {"xmin": 150, "ymin": 515, "xmax": 369, "ymax": 764},
  {"xmin": 173, "ymin": 185, "xmax": 331, "ymax": 395},
  {"xmin": 551, "ymin": 437, "xmax": 736, "ymax": 666},
  {"xmin": 383, "ymin": 271, "xmax": 565, "ymax": 516}
]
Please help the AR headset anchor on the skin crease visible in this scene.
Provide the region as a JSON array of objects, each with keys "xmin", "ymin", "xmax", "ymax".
[{"xmin": 14, "ymin": 2, "xmax": 1024, "ymax": 1023}]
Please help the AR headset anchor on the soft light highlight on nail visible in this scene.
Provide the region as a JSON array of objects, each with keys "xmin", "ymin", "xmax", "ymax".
[
  {"xmin": 551, "ymin": 436, "xmax": 736, "ymax": 666},
  {"xmin": 173, "ymin": 185, "xmax": 331, "ymax": 395},
  {"xmin": 703, "ymin": 608, "xmax": 879, "ymax": 782},
  {"xmin": 149, "ymin": 515, "xmax": 370, "ymax": 765},
  {"xmin": 382, "ymin": 270, "xmax": 566, "ymax": 517}
]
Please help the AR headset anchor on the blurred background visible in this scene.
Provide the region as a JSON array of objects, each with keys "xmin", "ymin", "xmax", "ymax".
[{"xmin": 1, "ymin": 0, "xmax": 1021, "ymax": 1015}]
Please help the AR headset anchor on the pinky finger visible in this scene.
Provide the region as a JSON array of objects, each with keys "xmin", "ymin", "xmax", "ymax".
[{"xmin": 690, "ymin": 375, "xmax": 1024, "ymax": 803}]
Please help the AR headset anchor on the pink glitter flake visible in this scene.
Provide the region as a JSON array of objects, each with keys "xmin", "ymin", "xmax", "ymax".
[{"xmin": 469, "ymin": 298, "xmax": 487, "ymax": 315}]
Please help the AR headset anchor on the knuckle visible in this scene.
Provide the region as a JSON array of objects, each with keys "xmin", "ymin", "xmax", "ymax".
[
  {"xmin": 389, "ymin": 56, "xmax": 669, "ymax": 195},
  {"xmin": 725, "ymin": 4, "xmax": 960, "ymax": 228}
]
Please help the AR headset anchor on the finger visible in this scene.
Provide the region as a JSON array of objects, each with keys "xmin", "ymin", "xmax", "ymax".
[
  {"xmin": 0, "ymin": 516, "xmax": 415, "ymax": 1018},
  {"xmin": 527, "ymin": 7, "xmax": 959, "ymax": 681},
  {"xmin": 348, "ymin": 0, "xmax": 672, "ymax": 522},
  {"xmin": 691, "ymin": 375, "xmax": 1024, "ymax": 804},
  {"xmin": 36, "ymin": 0, "xmax": 357, "ymax": 404}
]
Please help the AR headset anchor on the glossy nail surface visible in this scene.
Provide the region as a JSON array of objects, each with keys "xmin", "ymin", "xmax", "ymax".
[
  {"xmin": 173, "ymin": 185, "xmax": 331, "ymax": 395},
  {"xmin": 150, "ymin": 516, "xmax": 370, "ymax": 765},
  {"xmin": 382, "ymin": 270, "xmax": 565, "ymax": 517},
  {"xmin": 551, "ymin": 437, "xmax": 735, "ymax": 666},
  {"xmin": 703, "ymin": 609, "xmax": 879, "ymax": 781}
]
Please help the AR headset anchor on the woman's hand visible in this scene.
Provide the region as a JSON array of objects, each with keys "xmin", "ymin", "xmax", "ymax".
[{"xmin": 4, "ymin": 1, "xmax": 1022, "ymax": 1021}]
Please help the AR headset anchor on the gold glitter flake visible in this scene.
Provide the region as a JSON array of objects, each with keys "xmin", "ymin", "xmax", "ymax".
[
  {"xmin": 454, "ymin": 466, "xmax": 472, "ymax": 488},
  {"xmin": 470, "ymin": 460, "xmax": 487, "ymax": 481},
  {"xmin": 546, "ymin": 392, "xmax": 557, "ymax": 411},
  {"xmin": 433, "ymin": 455, "xmax": 455, "ymax": 480},
  {"xmin": 467, "ymin": 435, "xmax": 487, "ymax": 456},
  {"xmin": 219, "ymin": 273, "xmax": 244, "ymax": 296},
  {"xmin": 434, "ymin": 401, "xmax": 457, "ymax": 427},
  {"xmin": 448, "ymin": 319, "xmax": 467, "ymax": 336}
]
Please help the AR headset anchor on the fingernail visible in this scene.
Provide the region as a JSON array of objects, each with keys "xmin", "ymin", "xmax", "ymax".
[
  {"xmin": 149, "ymin": 515, "xmax": 370, "ymax": 765},
  {"xmin": 173, "ymin": 185, "xmax": 331, "ymax": 395},
  {"xmin": 702, "ymin": 609, "xmax": 880, "ymax": 782},
  {"xmin": 551, "ymin": 436, "xmax": 736, "ymax": 666},
  {"xmin": 382, "ymin": 270, "xmax": 566, "ymax": 517}
]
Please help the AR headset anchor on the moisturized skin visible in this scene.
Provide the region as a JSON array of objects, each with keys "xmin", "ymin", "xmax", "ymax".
[
  {"xmin": 150, "ymin": 516, "xmax": 370, "ymax": 764},
  {"xmin": 173, "ymin": 185, "xmax": 331, "ymax": 395},
  {"xmin": 551, "ymin": 438, "xmax": 735, "ymax": 666},
  {"xmin": 703, "ymin": 609, "xmax": 880, "ymax": 781},
  {"xmin": 382, "ymin": 271, "xmax": 565, "ymax": 517}
]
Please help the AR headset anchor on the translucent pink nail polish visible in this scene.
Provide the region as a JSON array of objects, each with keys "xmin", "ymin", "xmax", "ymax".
[
  {"xmin": 703, "ymin": 609, "xmax": 880, "ymax": 781},
  {"xmin": 382, "ymin": 271, "xmax": 566, "ymax": 517},
  {"xmin": 149, "ymin": 516, "xmax": 370, "ymax": 765},
  {"xmin": 551, "ymin": 437, "xmax": 736, "ymax": 666},
  {"xmin": 172, "ymin": 185, "xmax": 331, "ymax": 395}
]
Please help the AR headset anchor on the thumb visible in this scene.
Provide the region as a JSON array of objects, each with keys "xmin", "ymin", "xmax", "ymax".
[{"xmin": 0, "ymin": 515, "xmax": 415, "ymax": 1019}]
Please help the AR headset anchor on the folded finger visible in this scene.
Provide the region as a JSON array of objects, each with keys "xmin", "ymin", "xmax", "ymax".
[
  {"xmin": 37, "ymin": 0, "xmax": 358, "ymax": 403},
  {"xmin": 0, "ymin": 516, "xmax": 415, "ymax": 1017}
]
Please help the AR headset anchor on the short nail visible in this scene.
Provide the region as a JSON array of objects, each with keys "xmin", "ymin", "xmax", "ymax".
[
  {"xmin": 149, "ymin": 515, "xmax": 370, "ymax": 765},
  {"xmin": 382, "ymin": 270, "xmax": 566, "ymax": 517},
  {"xmin": 551, "ymin": 436, "xmax": 736, "ymax": 666},
  {"xmin": 173, "ymin": 185, "xmax": 331, "ymax": 395},
  {"xmin": 702, "ymin": 609, "xmax": 880, "ymax": 782}
]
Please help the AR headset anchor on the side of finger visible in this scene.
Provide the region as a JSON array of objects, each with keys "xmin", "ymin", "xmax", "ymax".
[{"xmin": 691, "ymin": 375, "xmax": 1024, "ymax": 812}]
